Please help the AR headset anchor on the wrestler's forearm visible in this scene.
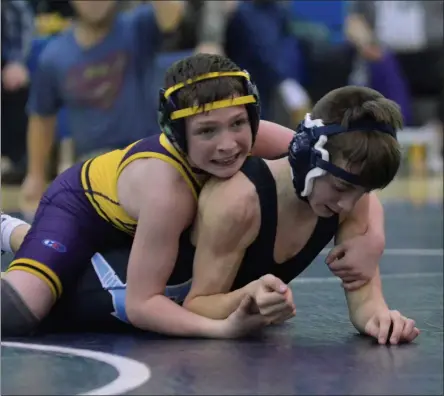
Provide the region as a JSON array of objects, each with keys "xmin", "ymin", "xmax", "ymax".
[
  {"xmin": 184, "ymin": 281, "xmax": 258, "ymax": 320},
  {"xmin": 345, "ymin": 266, "xmax": 388, "ymax": 333},
  {"xmin": 366, "ymin": 192, "xmax": 385, "ymax": 252},
  {"xmin": 11, "ymin": 225, "xmax": 30, "ymax": 253},
  {"xmin": 1, "ymin": 215, "xmax": 30, "ymax": 254},
  {"xmin": 126, "ymin": 294, "xmax": 230, "ymax": 338}
]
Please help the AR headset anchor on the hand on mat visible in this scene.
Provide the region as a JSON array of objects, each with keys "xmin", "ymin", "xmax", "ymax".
[
  {"xmin": 223, "ymin": 295, "xmax": 268, "ymax": 338},
  {"xmin": 252, "ymin": 274, "xmax": 296, "ymax": 325},
  {"xmin": 326, "ymin": 234, "xmax": 382, "ymax": 291},
  {"xmin": 364, "ymin": 308, "xmax": 420, "ymax": 345}
]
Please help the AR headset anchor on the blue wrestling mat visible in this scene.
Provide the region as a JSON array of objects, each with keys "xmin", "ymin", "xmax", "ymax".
[{"xmin": 1, "ymin": 200, "xmax": 443, "ymax": 395}]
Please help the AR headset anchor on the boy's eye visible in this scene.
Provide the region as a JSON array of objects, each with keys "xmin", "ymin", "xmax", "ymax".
[
  {"xmin": 232, "ymin": 118, "xmax": 247, "ymax": 128},
  {"xmin": 198, "ymin": 127, "xmax": 216, "ymax": 135}
]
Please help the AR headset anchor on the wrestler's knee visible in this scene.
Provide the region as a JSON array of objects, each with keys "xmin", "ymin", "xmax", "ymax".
[
  {"xmin": 1, "ymin": 270, "xmax": 55, "ymax": 336},
  {"xmin": 1, "ymin": 278, "xmax": 40, "ymax": 336}
]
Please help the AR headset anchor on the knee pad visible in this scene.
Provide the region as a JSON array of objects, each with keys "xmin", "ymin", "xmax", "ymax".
[{"xmin": 1, "ymin": 278, "xmax": 40, "ymax": 337}]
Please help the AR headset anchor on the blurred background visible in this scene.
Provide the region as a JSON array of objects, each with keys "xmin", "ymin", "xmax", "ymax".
[{"xmin": 1, "ymin": 0, "xmax": 443, "ymax": 218}]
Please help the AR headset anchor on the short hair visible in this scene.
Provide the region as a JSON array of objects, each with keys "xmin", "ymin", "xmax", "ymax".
[
  {"xmin": 311, "ymin": 86, "xmax": 402, "ymax": 190},
  {"xmin": 164, "ymin": 53, "xmax": 247, "ymax": 110}
]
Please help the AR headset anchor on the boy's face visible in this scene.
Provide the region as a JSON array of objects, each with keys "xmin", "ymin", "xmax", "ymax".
[{"xmin": 307, "ymin": 161, "xmax": 367, "ymax": 218}]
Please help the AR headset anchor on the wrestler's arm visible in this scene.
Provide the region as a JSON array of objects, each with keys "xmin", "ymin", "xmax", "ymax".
[
  {"xmin": 364, "ymin": 192, "xmax": 385, "ymax": 250},
  {"xmin": 335, "ymin": 197, "xmax": 388, "ymax": 331},
  {"xmin": 1, "ymin": 215, "xmax": 31, "ymax": 254},
  {"xmin": 183, "ymin": 176, "xmax": 261, "ymax": 319},
  {"xmin": 327, "ymin": 191, "xmax": 385, "ymax": 288},
  {"xmin": 340, "ymin": 200, "xmax": 420, "ymax": 344},
  {"xmin": 340, "ymin": 206, "xmax": 420, "ymax": 345},
  {"xmin": 251, "ymin": 121, "xmax": 294, "ymax": 159},
  {"xmin": 10, "ymin": 224, "xmax": 30, "ymax": 253},
  {"xmin": 120, "ymin": 160, "xmax": 233, "ymax": 338},
  {"xmin": 333, "ymin": 191, "xmax": 385, "ymax": 248}
]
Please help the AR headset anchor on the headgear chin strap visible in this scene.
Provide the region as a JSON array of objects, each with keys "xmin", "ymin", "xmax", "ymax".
[
  {"xmin": 288, "ymin": 113, "xmax": 397, "ymax": 201},
  {"xmin": 157, "ymin": 70, "xmax": 261, "ymax": 156}
]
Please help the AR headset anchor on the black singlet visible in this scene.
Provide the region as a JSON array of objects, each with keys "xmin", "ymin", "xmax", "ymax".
[{"xmin": 230, "ymin": 156, "xmax": 340, "ymax": 291}]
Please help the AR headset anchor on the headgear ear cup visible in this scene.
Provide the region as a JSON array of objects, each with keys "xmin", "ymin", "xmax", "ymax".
[
  {"xmin": 158, "ymin": 89, "xmax": 188, "ymax": 152},
  {"xmin": 289, "ymin": 113, "xmax": 398, "ymax": 200},
  {"xmin": 243, "ymin": 74, "xmax": 261, "ymax": 143},
  {"xmin": 288, "ymin": 122, "xmax": 313, "ymax": 200},
  {"xmin": 301, "ymin": 136, "xmax": 328, "ymax": 196},
  {"xmin": 157, "ymin": 89, "xmax": 168, "ymax": 131}
]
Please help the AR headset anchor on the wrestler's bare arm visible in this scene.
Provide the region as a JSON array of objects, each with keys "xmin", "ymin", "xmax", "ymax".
[
  {"xmin": 184, "ymin": 175, "xmax": 261, "ymax": 319},
  {"xmin": 364, "ymin": 192, "xmax": 385, "ymax": 249},
  {"xmin": 251, "ymin": 121, "xmax": 294, "ymax": 159},
  {"xmin": 118, "ymin": 159, "xmax": 229, "ymax": 337},
  {"xmin": 335, "ymin": 198, "xmax": 389, "ymax": 329},
  {"xmin": 9, "ymin": 224, "xmax": 30, "ymax": 253}
]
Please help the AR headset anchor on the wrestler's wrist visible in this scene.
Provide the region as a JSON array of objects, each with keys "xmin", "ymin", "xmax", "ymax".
[
  {"xmin": 245, "ymin": 280, "xmax": 260, "ymax": 298},
  {"xmin": 350, "ymin": 299, "xmax": 388, "ymax": 333},
  {"xmin": 206, "ymin": 318, "xmax": 236, "ymax": 339}
]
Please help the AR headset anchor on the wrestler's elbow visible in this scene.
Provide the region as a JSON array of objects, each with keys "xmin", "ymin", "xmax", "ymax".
[
  {"xmin": 125, "ymin": 294, "xmax": 149, "ymax": 327},
  {"xmin": 125, "ymin": 290, "xmax": 167, "ymax": 329}
]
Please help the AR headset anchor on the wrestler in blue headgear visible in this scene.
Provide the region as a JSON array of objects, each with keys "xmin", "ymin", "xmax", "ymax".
[{"xmin": 288, "ymin": 111, "xmax": 398, "ymax": 201}]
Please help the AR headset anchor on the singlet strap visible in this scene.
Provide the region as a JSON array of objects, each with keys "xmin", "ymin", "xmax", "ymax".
[{"xmin": 234, "ymin": 157, "xmax": 278, "ymax": 286}]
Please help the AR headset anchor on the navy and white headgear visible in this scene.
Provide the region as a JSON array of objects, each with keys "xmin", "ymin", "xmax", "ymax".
[{"xmin": 288, "ymin": 113, "xmax": 398, "ymax": 200}]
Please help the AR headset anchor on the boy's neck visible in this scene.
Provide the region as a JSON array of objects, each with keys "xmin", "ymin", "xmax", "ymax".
[
  {"xmin": 74, "ymin": 20, "xmax": 113, "ymax": 48},
  {"xmin": 268, "ymin": 157, "xmax": 312, "ymax": 216}
]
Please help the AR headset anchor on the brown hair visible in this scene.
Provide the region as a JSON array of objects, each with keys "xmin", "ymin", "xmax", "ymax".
[
  {"xmin": 310, "ymin": 86, "xmax": 402, "ymax": 190},
  {"xmin": 164, "ymin": 53, "xmax": 247, "ymax": 110}
]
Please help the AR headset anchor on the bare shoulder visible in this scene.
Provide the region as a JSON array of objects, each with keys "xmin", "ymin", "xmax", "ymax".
[
  {"xmin": 117, "ymin": 158, "xmax": 196, "ymax": 221},
  {"xmin": 339, "ymin": 193, "xmax": 370, "ymax": 225},
  {"xmin": 336, "ymin": 193, "xmax": 370, "ymax": 242},
  {"xmin": 199, "ymin": 172, "xmax": 260, "ymax": 234}
]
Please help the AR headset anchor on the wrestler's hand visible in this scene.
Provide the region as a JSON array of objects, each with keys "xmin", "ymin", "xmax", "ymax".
[
  {"xmin": 223, "ymin": 295, "xmax": 269, "ymax": 338},
  {"xmin": 253, "ymin": 274, "xmax": 296, "ymax": 324},
  {"xmin": 364, "ymin": 309, "xmax": 420, "ymax": 345},
  {"xmin": 326, "ymin": 234, "xmax": 382, "ymax": 291}
]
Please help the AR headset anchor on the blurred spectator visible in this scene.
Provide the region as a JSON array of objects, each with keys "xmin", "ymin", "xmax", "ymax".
[
  {"xmin": 160, "ymin": 0, "xmax": 231, "ymax": 55},
  {"xmin": 225, "ymin": 0, "xmax": 311, "ymax": 126},
  {"xmin": 29, "ymin": 0, "xmax": 75, "ymax": 17},
  {"xmin": 159, "ymin": 0, "xmax": 310, "ymax": 127},
  {"xmin": 161, "ymin": 0, "xmax": 204, "ymax": 52},
  {"xmin": 286, "ymin": 0, "xmax": 411, "ymax": 125},
  {"xmin": 287, "ymin": 0, "xmax": 355, "ymax": 104},
  {"xmin": 194, "ymin": 1, "xmax": 235, "ymax": 55},
  {"xmin": 1, "ymin": 0, "xmax": 34, "ymax": 183},
  {"xmin": 346, "ymin": 0, "xmax": 443, "ymax": 169},
  {"xmin": 20, "ymin": 0, "xmax": 184, "ymax": 214}
]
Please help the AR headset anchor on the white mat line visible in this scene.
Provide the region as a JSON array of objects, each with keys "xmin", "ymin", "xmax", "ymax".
[{"xmin": 1, "ymin": 341, "xmax": 151, "ymax": 396}]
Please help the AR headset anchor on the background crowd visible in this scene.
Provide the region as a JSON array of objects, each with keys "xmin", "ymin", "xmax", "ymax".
[{"xmin": 2, "ymin": 0, "xmax": 443, "ymax": 212}]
